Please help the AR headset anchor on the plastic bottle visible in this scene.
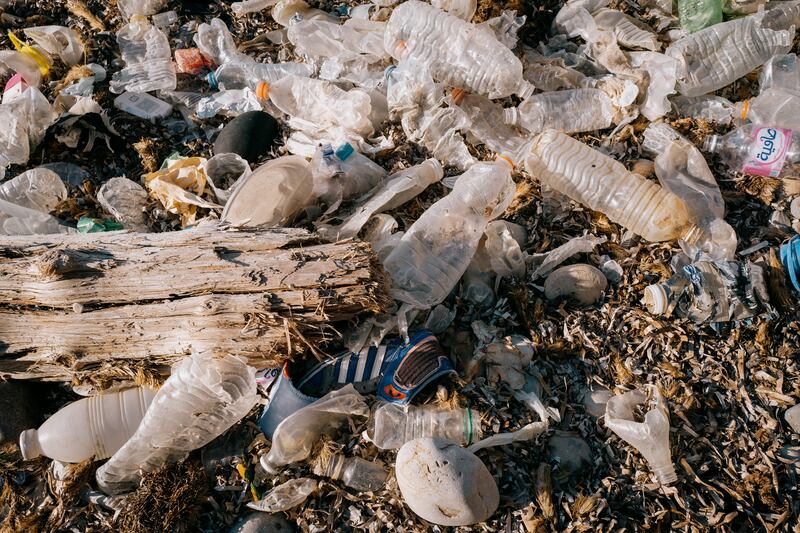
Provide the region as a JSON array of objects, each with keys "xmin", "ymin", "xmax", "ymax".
[
  {"xmin": 96, "ymin": 353, "xmax": 257, "ymax": 495},
  {"xmin": 734, "ymin": 89, "xmax": 800, "ymax": 130},
  {"xmin": 384, "ymin": 0, "xmax": 534, "ymax": 99},
  {"xmin": 267, "ymin": 75, "xmax": 374, "ymax": 136},
  {"xmin": 525, "ymin": 130, "xmax": 705, "ymax": 244},
  {"xmin": 604, "ymin": 386, "xmax": 677, "ymax": 485},
  {"xmin": 704, "ymin": 123, "xmax": 800, "ymax": 178},
  {"xmin": 194, "ymin": 18, "xmax": 252, "ymax": 67},
  {"xmin": 591, "ymin": 8, "xmax": 660, "ymax": 50},
  {"xmin": 456, "ymin": 92, "xmax": 531, "ymax": 165},
  {"xmin": 272, "ymin": 0, "xmax": 339, "ymax": 26},
  {"xmin": 762, "ymin": 0, "xmax": 800, "ymax": 31},
  {"xmin": 97, "ymin": 177, "xmax": 149, "ymax": 231},
  {"xmin": 313, "ymin": 455, "xmax": 388, "ymax": 491},
  {"xmin": 642, "ymin": 260, "xmax": 769, "ymax": 323},
  {"xmin": 110, "ymin": 20, "xmax": 176, "ymax": 94},
  {"xmin": 666, "ymin": 13, "xmax": 794, "ymax": 97},
  {"xmin": 318, "ymin": 158, "xmax": 443, "ymax": 240},
  {"xmin": 117, "ymin": 0, "xmax": 167, "ymax": 20},
  {"xmin": 369, "ymin": 403, "xmax": 481, "ymax": 450},
  {"xmin": 677, "ymin": 0, "xmax": 723, "ymax": 33},
  {"xmin": 505, "ymin": 89, "xmax": 614, "ymax": 134},
  {"xmin": 383, "ymin": 160, "xmax": 516, "ymax": 309},
  {"xmin": 19, "ymin": 387, "xmax": 157, "ymax": 463},
  {"xmin": 207, "ymin": 61, "xmax": 312, "ymax": 94},
  {"xmin": 0, "ymin": 167, "xmax": 66, "ymax": 214},
  {"xmin": 0, "ymin": 86, "xmax": 57, "ymax": 176},
  {"xmin": 0, "ymin": 50, "xmax": 43, "ymax": 87},
  {"xmin": 759, "ymin": 53, "xmax": 800, "ymax": 94},
  {"xmin": 311, "ymin": 142, "xmax": 388, "ymax": 212},
  {"xmin": 231, "ymin": 0, "xmax": 277, "ymax": 16}
]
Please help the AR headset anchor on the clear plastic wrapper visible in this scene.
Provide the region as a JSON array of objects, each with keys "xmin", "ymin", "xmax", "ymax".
[
  {"xmin": 97, "ymin": 177, "xmax": 149, "ymax": 231},
  {"xmin": 247, "ymin": 478, "xmax": 318, "ymax": 512},
  {"xmin": 110, "ymin": 20, "xmax": 176, "ymax": 94},
  {"xmin": 467, "ymin": 421, "xmax": 547, "ymax": 453},
  {"xmin": 23, "ymin": 26, "xmax": 84, "ymax": 66}
]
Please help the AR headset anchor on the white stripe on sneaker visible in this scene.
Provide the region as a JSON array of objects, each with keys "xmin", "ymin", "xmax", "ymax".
[
  {"xmin": 370, "ymin": 345, "xmax": 387, "ymax": 380},
  {"xmin": 338, "ymin": 356, "xmax": 350, "ymax": 383},
  {"xmin": 354, "ymin": 351, "xmax": 368, "ymax": 381}
]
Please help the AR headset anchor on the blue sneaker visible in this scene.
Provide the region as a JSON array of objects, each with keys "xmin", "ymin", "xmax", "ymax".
[{"xmin": 296, "ymin": 330, "xmax": 455, "ymax": 405}]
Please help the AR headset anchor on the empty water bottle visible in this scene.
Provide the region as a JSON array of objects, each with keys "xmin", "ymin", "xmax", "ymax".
[
  {"xmin": 369, "ymin": 402, "xmax": 481, "ymax": 450},
  {"xmin": 760, "ymin": 53, "xmax": 800, "ymax": 93},
  {"xmin": 272, "ymin": 0, "xmax": 339, "ymax": 27},
  {"xmin": 311, "ymin": 142, "xmax": 388, "ymax": 212},
  {"xmin": 525, "ymin": 130, "xmax": 704, "ymax": 243},
  {"xmin": 642, "ymin": 260, "xmax": 769, "ymax": 323},
  {"xmin": 762, "ymin": 0, "xmax": 800, "ymax": 31},
  {"xmin": 117, "ymin": 0, "xmax": 167, "ymax": 19},
  {"xmin": 207, "ymin": 61, "xmax": 313, "ymax": 92},
  {"xmin": 383, "ymin": 159, "xmax": 516, "ymax": 309},
  {"xmin": 313, "ymin": 454, "xmax": 388, "ymax": 492},
  {"xmin": 20, "ymin": 387, "xmax": 157, "ymax": 463},
  {"xmin": 384, "ymin": 1, "xmax": 534, "ymax": 99},
  {"xmin": 666, "ymin": 13, "xmax": 794, "ymax": 97},
  {"xmin": 505, "ymin": 89, "xmax": 614, "ymax": 134},
  {"xmin": 110, "ymin": 20, "xmax": 176, "ymax": 94},
  {"xmin": 457, "ymin": 92, "xmax": 531, "ymax": 165},
  {"xmin": 735, "ymin": 89, "xmax": 800, "ymax": 130},
  {"xmin": 704, "ymin": 123, "xmax": 800, "ymax": 178},
  {"xmin": 194, "ymin": 18, "xmax": 252, "ymax": 66},
  {"xmin": 678, "ymin": 0, "xmax": 723, "ymax": 33}
]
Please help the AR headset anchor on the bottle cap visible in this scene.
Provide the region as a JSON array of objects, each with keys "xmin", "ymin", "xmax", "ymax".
[
  {"xmin": 19, "ymin": 429, "xmax": 42, "ymax": 460},
  {"xmin": 256, "ymin": 81, "xmax": 270, "ymax": 100},
  {"xmin": 740, "ymin": 99, "xmax": 750, "ymax": 121},
  {"xmin": 642, "ymin": 284, "xmax": 668, "ymax": 315},
  {"xmin": 451, "ymin": 88, "xmax": 466, "ymax": 105},
  {"xmin": 517, "ymin": 80, "xmax": 535, "ymax": 99},
  {"xmin": 702, "ymin": 135, "xmax": 719, "ymax": 153},
  {"xmin": 335, "ymin": 142, "xmax": 355, "ymax": 161},
  {"xmin": 383, "ymin": 65, "xmax": 397, "ymax": 80},
  {"xmin": 503, "ymin": 107, "xmax": 518, "ymax": 126},
  {"xmin": 207, "ymin": 71, "xmax": 218, "ymax": 90}
]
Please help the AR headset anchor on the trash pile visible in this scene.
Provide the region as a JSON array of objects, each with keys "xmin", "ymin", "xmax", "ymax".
[{"xmin": 1, "ymin": 0, "xmax": 800, "ymax": 530}]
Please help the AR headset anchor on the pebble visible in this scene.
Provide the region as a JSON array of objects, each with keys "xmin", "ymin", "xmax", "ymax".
[
  {"xmin": 544, "ymin": 264, "xmax": 607, "ymax": 305},
  {"xmin": 229, "ymin": 512, "xmax": 295, "ymax": 533},
  {"xmin": 213, "ymin": 110, "xmax": 280, "ymax": 164},
  {"xmin": 396, "ymin": 437, "xmax": 499, "ymax": 526},
  {"xmin": 547, "ymin": 432, "xmax": 593, "ymax": 483},
  {"xmin": 785, "ymin": 404, "xmax": 800, "ymax": 433}
]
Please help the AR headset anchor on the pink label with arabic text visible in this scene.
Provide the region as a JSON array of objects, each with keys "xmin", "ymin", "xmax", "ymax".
[{"xmin": 742, "ymin": 126, "xmax": 793, "ymax": 178}]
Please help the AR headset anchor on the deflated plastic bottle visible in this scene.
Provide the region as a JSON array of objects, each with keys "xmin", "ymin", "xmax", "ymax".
[
  {"xmin": 677, "ymin": 0, "xmax": 723, "ymax": 33},
  {"xmin": 0, "ymin": 86, "xmax": 58, "ymax": 176},
  {"xmin": 19, "ymin": 387, "xmax": 157, "ymax": 463},
  {"xmin": 268, "ymin": 75, "xmax": 374, "ymax": 136},
  {"xmin": 763, "ymin": 0, "xmax": 800, "ymax": 31},
  {"xmin": 0, "ymin": 167, "xmax": 69, "ymax": 235},
  {"xmin": 383, "ymin": 159, "xmax": 516, "ymax": 309},
  {"xmin": 369, "ymin": 403, "xmax": 481, "ymax": 450},
  {"xmin": 642, "ymin": 260, "xmax": 769, "ymax": 323},
  {"xmin": 504, "ymin": 89, "xmax": 614, "ymax": 134},
  {"xmin": 97, "ymin": 177, "xmax": 150, "ymax": 231},
  {"xmin": 384, "ymin": 1, "xmax": 534, "ymax": 99},
  {"xmin": 735, "ymin": 89, "xmax": 800, "ymax": 130},
  {"xmin": 194, "ymin": 18, "xmax": 253, "ymax": 66},
  {"xmin": 96, "ymin": 353, "xmax": 257, "ymax": 495},
  {"xmin": 666, "ymin": 13, "xmax": 794, "ymax": 97},
  {"xmin": 759, "ymin": 53, "xmax": 800, "ymax": 94},
  {"xmin": 272, "ymin": 0, "xmax": 339, "ymax": 27},
  {"xmin": 207, "ymin": 61, "xmax": 313, "ymax": 92},
  {"xmin": 318, "ymin": 158, "xmax": 443, "ymax": 240},
  {"xmin": 110, "ymin": 19, "xmax": 176, "ymax": 94},
  {"xmin": 456, "ymin": 92, "xmax": 531, "ymax": 165},
  {"xmin": 525, "ymin": 130, "xmax": 702, "ymax": 244},
  {"xmin": 704, "ymin": 123, "xmax": 800, "ymax": 178},
  {"xmin": 117, "ymin": 0, "xmax": 167, "ymax": 20},
  {"xmin": 312, "ymin": 142, "xmax": 388, "ymax": 212},
  {"xmin": 431, "ymin": 0, "xmax": 477, "ymax": 21},
  {"xmin": 604, "ymin": 386, "xmax": 677, "ymax": 485},
  {"xmin": 591, "ymin": 8, "xmax": 660, "ymax": 51},
  {"xmin": 313, "ymin": 454, "xmax": 388, "ymax": 492}
]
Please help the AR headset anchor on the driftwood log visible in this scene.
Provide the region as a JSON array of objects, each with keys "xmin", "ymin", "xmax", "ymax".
[{"xmin": 0, "ymin": 225, "xmax": 388, "ymax": 383}]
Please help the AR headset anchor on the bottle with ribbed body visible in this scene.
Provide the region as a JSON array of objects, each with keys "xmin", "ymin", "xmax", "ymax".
[
  {"xmin": 735, "ymin": 88, "xmax": 800, "ymax": 130},
  {"xmin": 666, "ymin": 13, "xmax": 794, "ymax": 97},
  {"xmin": 383, "ymin": 160, "xmax": 515, "ymax": 308},
  {"xmin": 456, "ymin": 93, "xmax": 531, "ymax": 164},
  {"xmin": 19, "ymin": 387, "xmax": 157, "ymax": 463},
  {"xmin": 110, "ymin": 20, "xmax": 176, "ymax": 94},
  {"xmin": 505, "ymin": 89, "xmax": 614, "ymax": 134},
  {"xmin": 704, "ymin": 123, "xmax": 800, "ymax": 178},
  {"xmin": 525, "ymin": 130, "xmax": 696, "ymax": 243},
  {"xmin": 207, "ymin": 61, "xmax": 312, "ymax": 91},
  {"xmin": 384, "ymin": 0, "xmax": 534, "ymax": 99}
]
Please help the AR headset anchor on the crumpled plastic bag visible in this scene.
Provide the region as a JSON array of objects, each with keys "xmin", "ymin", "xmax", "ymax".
[
  {"xmin": 475, "ymin": 334, "xmax": 535, "ymax": 389},
  {"xmin": 24, "ymin": 26, "xmax": 84, "ymax": 66},
  {"xmin": 531, "ymin": 234, "xmax": 607, "ymax": 279},
  {"xmin": 144, "ymin": 157, "xmax": 221, "ymax": 226},
  {"xmin": 247, "ymin": 478, "xmax": 318, "ymax": 512}
]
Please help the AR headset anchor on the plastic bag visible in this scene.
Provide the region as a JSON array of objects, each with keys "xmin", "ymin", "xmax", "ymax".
[
  {"xmin": 24, "ymin": 26, "xmax": 84, "ymax": 66},
  {"xmin": 144, "ymin": 157, "xmax": 222, "ymax": 227},
  {"xmin": 247, "ymin": 478, "xmax": 318, "ymax": 512}
]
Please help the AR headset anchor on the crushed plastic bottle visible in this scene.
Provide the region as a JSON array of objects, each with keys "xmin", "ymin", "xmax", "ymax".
[
  {"xmin": 383, "ymin": 159, "xmax": 515, "ymax": 310},
  {"xmin": 97, "ymin": 177, "xmax": 150, "ymax": 231},
  {"xmin": 605, "ymin": 386, "xmax": 677, "ymax": 486},
  {"xmin": 194, "ymin": 18, "xmax": 252, "ymax": 66},
  {"xmin": 0, "ymin": 86, "xmax": 58, "ymax": 179},
  {"xmin": 678, "ymin": 0, "xmax": 722, "ymax": 33},
  {"xmin": 311, "ymin": 142, "xmax": 388, "ymax": 213},
  {"xmin": 207, "ymin": 61, "xmax": 312, "ymax": 92},
  {"xmin": 505, "ymin": 89, "xmax": 614, "ymax": 134},
  {"xmin": 317, "ymin": 158, "xmax": 443, "ymax": 240},
  {"xmin": 734, "ymin": 89, "xmax": 800, "ymax": 131},
  {"xmin": 272, "ymin": 0, "xmax": 339, "ymax": 27},
  {"xmin": 368, "ymin": 402, "xmax": 481, "ymax": 450},
  {"xmin": 704, "ymin": 123, "xmax": 800, "ymax": 178},
  {"xmin": 642, "ymin": 260, "xmax": 769, "ymax": 324},
  {"xmin": 231, "ymin": 0, "xmax": 278, "ymax": 16},
  {"xmin": 759, "ymin": 53, "xmax": 800, "ymax": 94},
  {"xmin": 666, "ymin": 13, "xmax": 794, "ymax": 97},
  {"xmin": 260, "ymin": 385, "xmax": 369, "ymax": 474},
  {"xmin": 96, "ymin": 353, "xmax": 257, "ymax": 495},
  {"xmin": 0, "ymin": 167, "xmax": 66, "ymax": 215},
  {"xmin": 456, "ymin": 92, "xmax": 531, "ymax": 164},
  {"xmin": 117, "ymin": 0, "xmax": 168, "ymax": 20},
  {"xmin": 110, "ymin": 19, "xmax": 176, "ymax": 94},
  {"xmin": 247, "ymin": 478, "xmax": 318, "ymax": 512},
  {"xmin": 313, "ymin": 454, "xmax": 388, "ymax": 491},
  {"xmin": 384, "ymin": 1, "xmax": 534, "ymax": 99},
  {"xmin": 20, "ymin": 387, "xmax": 157, "ymax": 463}
]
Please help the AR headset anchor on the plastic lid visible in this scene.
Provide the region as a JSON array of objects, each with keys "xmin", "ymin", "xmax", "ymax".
[
  {"xmin": 643, "ymin": 284, "xmax": 668, "ymax": 315},
  {"xmin": 702, "ymin": 135, "xmax": 719, "ymax": 153},
  {"xmin": 19, "ymin": 429, "xmax": 42, "ymax": 460},
  {"xmin": 451, "ymin": 88, "xmax": 466, "ymax": 105},
  {"xmin": 334, "ymin": 142, "xmax": 354, "ymax": 161},
  {"xmin": 503, "ymin": 107, "xmax": 518, "ymax": 126},
  {"xmin": 383, "ymin": 65, "xmax": 397, "ymax": 80},
  {"xmin": 256, "ymin": 81, "xmax": 270, "ymax": 100},
  {"xmin": 206, "ymin": 71, "xmax": 218, "ymax": 90}
]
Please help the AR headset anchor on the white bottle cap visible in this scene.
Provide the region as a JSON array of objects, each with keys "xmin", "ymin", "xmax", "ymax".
[
  {"xmin": 19, "ymin": 428, "xmax": 42, "ymax": 460},
  {"xmin": 503, "ymin": 107, "xmax": 518, "ymax": 126},
  {"xmin": 517, "ymin": 80, "xmax": 535, "ymax": 99},
  {"xmin": 642, "ymin": 284, "xmax": 668, "ymax": 315}
]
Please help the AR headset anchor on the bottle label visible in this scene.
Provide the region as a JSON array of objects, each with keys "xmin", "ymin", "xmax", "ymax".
[{"xmin": 742, "ymin": 126, "xmax": 793, "ymax": 177}]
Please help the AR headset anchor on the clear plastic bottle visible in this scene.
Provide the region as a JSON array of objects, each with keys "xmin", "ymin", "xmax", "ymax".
[
  {"xmin": 604, "ymin": 386, "xmax": 677, "ymax": 485},
  {"xmin": 762, "ymin": 0, "xmax": 800, "ymax": 31},
  {"xmin": 207, "ymin": 61, "xmax": 313, "ymax": 92},
  {"xmin": 313, "ymin": 454, "xmax": 388, "ymax": 491},
  {"xmin": 19, "ymin": 387, "xmax": 157, "ymax": 463},
  {"xmin": 525, "ymin": 130, "xmax": 699, "ymax": 243},
  {"xmin": 110, "ymin": 20, "xmax": 176, "ymax": 94},
  {"xmin": 369, "ymin": 403, "xmax": 481, "ymax": 450},
  {"xmin": 96, "ymin": 353, "xmax": 257, "ymax": 495},
  {"xmin": 97, "ymin": 177, "xmax": 150, "ymax": 231},
  {"xmin": 383, "ymin": 160, "xmax": 516, "ymax": 308},
  {"xmin": 268, "ymin": 75, "xmax": 374, "ymax": 137},
  {"xmin": 457, "ymin": 93, "xmax": 531, "ymax": 165},
  {"xmin": 117, "ymin": 0, "xmax": 167, "ymax": 20},
  {"xmin": 735, "ymin": 88, "xmax": 800, "ymax": 130},
  {"xmin": 666, "ymin": 13, "xmax": 794, "ymax": 97},
  {"xmin": 677, "ymin": 0, "xmax": 723, "ymax": 33},
  {"xmin": 592, "ymin": 8, "xmax": 660, "ymax": 50},
  {"xmin": 431, "ymin": 0, "xmax": 477, "ymax": 21},
  {"xmin": 504, "ymin": 89, "xmax": 614, "ymax": 135},
  {"xmin": 704, "ymin": 123, "xmax": 800, "ymax": 178},
  {"xmin": 0, "ymin": 86, "xmax": 57, "ymax": 176},
  {"xmin": 231, "ymin": 0, "xmax": 277, "ymax": 16},
  {"xmin": 194, "ymin": 18, "xmax": 252, "ymax": 66},
  {"xmin": 384, "ymin": 0, "xmax": 534, "ymax": 99},
  {"xmin": 0, "ymin": 167, "xmax": 66, "ymax": 214},
  {"xmin": 759, "ymin": 53, "xmax": 800, "ymax": 94},
  {"xmin": 318, "ymin": 158, "xmax": 443, "ymax": 240},
  {"xmin": 312, "ymin": 142, "xmax": 388, "ymax": 212},
  {"xmin": 272, "ymin": 0, "xmax": 339, "ymax": 27}
]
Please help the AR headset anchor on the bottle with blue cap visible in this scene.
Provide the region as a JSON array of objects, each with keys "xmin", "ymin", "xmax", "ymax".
[
  {"xmin": 206, "ymin": 61, "xmax": 313, "ymax": 95},
  {"xmin": 311, "ymin": 142, "xmax": 387, "ymax": 212}
]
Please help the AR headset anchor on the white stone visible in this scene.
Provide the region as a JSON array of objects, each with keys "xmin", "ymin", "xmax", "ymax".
[
  {"xmin": 785, "ymin": 404, "xmax": 800, "ymax": 433},
  {"xmin": 396, "ymin": 437, "xmax": 499, "ymax": 526}
]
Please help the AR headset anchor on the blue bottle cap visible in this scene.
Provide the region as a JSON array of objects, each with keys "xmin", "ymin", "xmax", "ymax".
[
  {"xmin": 384, "ymin": 65, "xmax": 397, "ymax": 80},
  {"xmin": 207, "ymin": 71, "xmax": 218, "ymax": 90},
  {"xmin": 335, "ymin": 142, "xmax": 355, "ymax": 161},
  {"xmin": 780, "ymin": 235, "xmax": 800, "ymax": 292}
]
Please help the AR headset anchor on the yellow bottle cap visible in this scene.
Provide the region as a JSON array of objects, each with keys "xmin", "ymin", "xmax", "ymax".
[{"xmin": 8, "ymin": 32, "xmax": 50, "ymax": 76}]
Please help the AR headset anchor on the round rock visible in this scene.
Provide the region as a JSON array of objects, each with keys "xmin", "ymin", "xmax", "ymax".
[
  {"xmin": 214, "ymin": 111, "xmax": 280, "ymax": 164},
  {"xmin": 547, "ymin": 431, "xmax": 593, "ymax": 483},
  {"xmin": 396, "ymin": 437, "xmax": 499, "ymax": 526},
  {"xmin": 229, "ymin": 512, "xmax": 295, "ymax": 533}
]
